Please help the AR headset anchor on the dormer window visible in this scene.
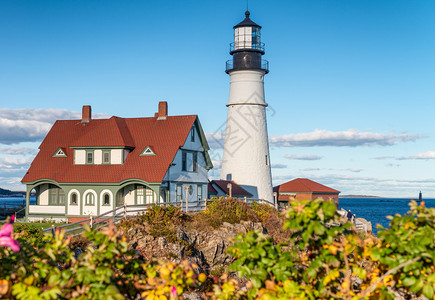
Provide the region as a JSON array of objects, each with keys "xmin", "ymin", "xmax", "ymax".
[
  {"xmin": 53, "ymin": 148, "xmax": 67, "ymax": 157},
  {"xmin": 103, "ymin": 151, "xmax": 110, "ymax": 164},
  {"xmin": 86, "ymin": 151, "xmax": 94, "ymax": 164},
  {"xmin": 140, "ymin": 146, "xmax": 155, "ymax": 156}
]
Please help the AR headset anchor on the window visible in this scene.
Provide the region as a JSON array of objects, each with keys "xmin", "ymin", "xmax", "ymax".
[
  {"xmin": 145, "ymin": 188, "xmax": 154, "ymax": 204},
  {"xmin": 137, "ymin": 185, "xmax": 144, "ymax": 204},
  {"xmin": 48, "ymin": 185, "xmax": 65, "ymax": 205},
  {"xmin": 176, "ymin": 185, "xmax": 182, "ymax": 202},
  {"xmin": 193, "ymin": 152, "xmax": 198, "ymax": 172},
  {"xmin": 103, "ymin": 194, "xmax": 110, "ymax": 206},
  {"xmin": 103, "ymin": 151, "xmax": 110, "ymax": 164},
  {"xmin": 85, "ymin": 193, "xmax": 95, "ymax": 206},
  {"xmin": 197, "ymin": 185, "xmax": 202, "ymax": 201},
  {"xmin": 86, "ymin": 151, "xmax": 94, "ymax": 164},
  {"xmin": 70, "ymin": 193, "xmax": 78, "ymax": 205},
  {"xmin": 140, "ymin": 146, "xmax": 155, "ymax": 156},
  {"xmin": 191, "ymin": 128, "xmax": 195, "ymax": 142},
  {"xmin": 182, "ymin": 152, "xmax": 187, "ymax": 171}
]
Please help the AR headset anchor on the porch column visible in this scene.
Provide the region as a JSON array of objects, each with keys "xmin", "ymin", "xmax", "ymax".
[
  {"xmin": 25, "ymin": 185, "xmax": 32, "ymax": 222},
  {"xmin": 149, "ymin": 184, "xmax": 161, "ymax": 204}
]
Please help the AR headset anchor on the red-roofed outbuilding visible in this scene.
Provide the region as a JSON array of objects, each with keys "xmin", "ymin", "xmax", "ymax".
[
  {"xmin": 22, "ymin": 103, "xmax": 213, "ymax": 222},
  {"xmin": 273, "ymin": 178, "xmax": 340, "ymax": 207}
]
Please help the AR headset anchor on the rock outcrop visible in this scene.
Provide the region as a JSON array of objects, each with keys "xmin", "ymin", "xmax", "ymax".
[{"xmin": 126, "ymin": 221, "xmax": 267, "ymax": 274}]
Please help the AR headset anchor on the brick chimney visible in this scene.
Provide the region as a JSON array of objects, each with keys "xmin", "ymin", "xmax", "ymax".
[
  {"xmin": 156, "ymin": 101, "xmax": 168, "ymax": 120},
  {"xmin": 82, "ymin": 105, "xmax": 92, "ymax": 123}
]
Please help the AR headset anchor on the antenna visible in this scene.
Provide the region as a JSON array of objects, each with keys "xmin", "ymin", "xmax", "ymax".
[{"xmin": 246, "ymin": 0, "xmax": 249, "ymax": 11}]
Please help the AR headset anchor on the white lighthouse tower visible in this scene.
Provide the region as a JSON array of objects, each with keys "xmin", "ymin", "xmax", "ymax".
[{"xmin": 220, "ymin": 11, "xmax": 273, "ymax": 202}]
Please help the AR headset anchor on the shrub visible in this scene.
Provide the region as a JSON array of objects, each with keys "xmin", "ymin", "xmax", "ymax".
[{"xmin": 198, "ymin": 197, "xmax": 259, "ymax": 228}]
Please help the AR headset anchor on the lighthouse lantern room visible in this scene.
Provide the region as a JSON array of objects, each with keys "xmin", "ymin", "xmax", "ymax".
[{"xmin": 226, "ymin": 11, "xmax": 269, "ymax": 73}]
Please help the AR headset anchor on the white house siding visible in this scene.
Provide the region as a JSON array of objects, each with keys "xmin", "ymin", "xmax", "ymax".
[
  {"xmin": 75, "ymin": 150, "xmax": 86, "ymax": 164},
  {"xmin": 67, "ymin": 189, "xmax": 81, "ymax": 215},
  {"xmin": 161, "ymin": 124, "xmax": 209, "ymax": 203},
  {"xmin": 38, "ymin": 184, "xmax": 49, "ymax": 205},
  {"xmin": 99, "ymin": 190, "xmax": 113, "ymax": 214},
  {"xmin": 111, "ymin": 149, "xmax": 123, "ymax": 164},
  {"xmin": 82, "ymin": 189, "xmax": 98, "ymax": 216},
  {"xmin": 123, "ymin": 185, "xmax": 135, "ymax": 205},
  {"xmin": 94, "ymin": 150, "xmax": 102, "ymax": 164}
]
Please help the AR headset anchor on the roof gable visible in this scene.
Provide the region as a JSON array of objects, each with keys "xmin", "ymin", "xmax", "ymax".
[
  {"xmin": 22, "ymin": 114, "xmax": 199, "ymax": 184},
  {"xmin": 274, "ymin": 178, "xmax": 340, "ymax": 194},
  {"xmin": 212, "ymin": 180, "xmax": 253, "ymax": 197}
]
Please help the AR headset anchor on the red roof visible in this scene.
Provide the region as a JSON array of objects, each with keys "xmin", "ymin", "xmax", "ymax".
[
  {"xmin": 211, "ymin": 180, "xmax": 253, "ymax": 197},
  {"xmin": 22, "ymin": 114, "xmax": 200, "ymax": 184},
  {"xmin": 207, "ymin": 181, "xmax": 218, "ymax": 195},
  {"xmin": 274, "ymin": 178, "xmax": 340, "ymax": 194}
]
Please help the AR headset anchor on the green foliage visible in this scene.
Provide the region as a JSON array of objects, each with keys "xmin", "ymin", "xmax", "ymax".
[
  {"xmin": 0, "ymin": 224, "xmax": 205, "ymax": 299},
  {"xmin": 215, "ymin": 199, "xmax": 435, "ymax": 299},
  {"xmin": 199, "ymin": 197, "xmax": 260, "ymax": 228}
]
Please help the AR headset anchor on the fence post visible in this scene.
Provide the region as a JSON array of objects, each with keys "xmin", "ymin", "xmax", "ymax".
[
  {"xmin": 273, "ymin": 192, "xmax": 278, "ymax": 210},
  {"xmin": 261, "ymin": 198, "xmax": 264, "ymax": 204},
  {"xmin": 124, "ymin": 202, "xmax": 127, "ymax": 220},
  {"xmin": 184, "ymin": 186, "xmax": 189, "ymax": 213},
  {"xmin": 51, "ymin": 224, "xmax": 55, "ymax": 238},
  {"xmin": 90, "ymin": 215, "xmax": 93, "ymax": 229},
  {"xmin": 244, "ymin": 196, "xmax": 247, "ymax": 203}
]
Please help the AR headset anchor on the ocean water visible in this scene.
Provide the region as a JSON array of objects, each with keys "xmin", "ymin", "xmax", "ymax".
[
  {"xmin": 1, "ymin": 197, "xmax": 432, "ymax": 234},
  {"xmin": 0, "ymin": 196, "xmax": 36, "ymax": 206},
  {"xmin": 339, "ymin": 198, "xmax": 435, "ymax": 234}
]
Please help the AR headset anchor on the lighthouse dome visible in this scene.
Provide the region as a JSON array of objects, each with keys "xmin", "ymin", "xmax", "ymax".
[{"xmin": 233, "ymin": 11, "xmax": 261, "ymax": 29}]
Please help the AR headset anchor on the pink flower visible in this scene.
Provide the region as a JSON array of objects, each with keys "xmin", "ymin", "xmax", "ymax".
[
  {"xmin": 171, "ymin": 285, "xmax": 178, "ymax": 299},
  {"xmin": 0, "ymin": 216, "xmax": 20, "ymax": 252}
]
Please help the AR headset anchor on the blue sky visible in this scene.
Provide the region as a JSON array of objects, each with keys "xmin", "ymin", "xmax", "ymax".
[{"xmin": 1, "ymin": 0, "xmax": 434, "ymax": 197}]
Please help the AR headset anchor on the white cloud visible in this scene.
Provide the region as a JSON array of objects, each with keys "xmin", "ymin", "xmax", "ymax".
[
  {"xmin": 347, "ymin": 168, "xmax": 362, "ymax": 173},
  {"xmin": 206, "ymin": 128, "xmax": 421, "ymax": 149},
  {"xmin": 0, "ymin": 146, "xmax": 38, "ymax": 156},
  {"xmin": 285, "ymin": 154, "xmax": 323, "ymax": 160},
  {"xmin": 269, "ymin": 129, "xmax": 420, "ymax": 147},
  {"xmin": 271, "ymin": 163, "xmax": 287, "ymax": 169},
  {"xmin": 0, "ymin": 108, "xmax": 109, "ymax": 145},
  {"xmin": 398, "ymin": 151, "xmax": 435, "ymax": 160}
]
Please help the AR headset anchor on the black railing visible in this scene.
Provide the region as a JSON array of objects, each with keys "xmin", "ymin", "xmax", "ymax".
[
  {"xmin": 226, "ymin": 59, "xmax": 269, "ymax": 73},
  {"xmin": 230, "ymin": 42, "xmax": 265, "ymax": 53}
]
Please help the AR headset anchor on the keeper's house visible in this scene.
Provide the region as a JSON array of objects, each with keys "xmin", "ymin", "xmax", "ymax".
[
  {"xmin": 273, "ymin": 178, "xmax": 340, "ymax": 207},
  {"xmin": 21, "ymin": 102, "xmax": 212, "ymax": 222}
]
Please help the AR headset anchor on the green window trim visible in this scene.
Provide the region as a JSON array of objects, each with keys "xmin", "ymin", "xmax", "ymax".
[
  {"xmin": 86, "ymin": 150, "xmax": 94, "ymax": 164},
  {"xmin": 48, "ymin": 184, "xmax": 65, "ymax": 206},
  {"xmin": 85, "ymin": 193, "xmax": 95, "ymax": 206},
  {"xmin": 102, "ymin": 150, "xmax": 111, "ymax": 164}
]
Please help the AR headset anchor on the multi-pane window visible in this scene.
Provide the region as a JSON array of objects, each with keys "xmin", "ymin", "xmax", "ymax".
[
  {"xmin": 49, "ymin": 185, "xmax": 65, "ymax": 205},
  {"xmin": 176, "ymin": 185, "xmax": 182, "ymax": 202},
  {"xmin": 85, "ymin": 193, "xmax": 95, "ymax": 206},
  {"xmin": 145, "ymin": 188, "xmax": 153, "ymax": 204},
  {"xmin": 182, "ymin": 151, "xmax": 198, "ymax": 172},
  {"xmin": 137, "ymin": 185, "xmax": 144, "ymax": 204},
  {"xmin": 86, "ymin": 151, "xmax": 94, "ymax": 164},
  {"xmin": 103, "ymin": 151, "xmax": 110, "ymax": 164},
  {"xmin": 197, "ymin": 185, "xmax": 202, "ymax": 201}
]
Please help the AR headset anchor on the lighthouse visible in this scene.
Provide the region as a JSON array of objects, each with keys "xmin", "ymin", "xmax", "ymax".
[{"xmin": 220, "ymin": 11, "xmax": 273, "ymax": 202}]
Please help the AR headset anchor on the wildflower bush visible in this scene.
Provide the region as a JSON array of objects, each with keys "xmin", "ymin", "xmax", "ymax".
[
  {"xmin": 0, "ymin": 223, "xmax": 205, "ymax": 299},
  {"xmin": 1, "ymin": 198, "xmax": 435, "ymax": 299},
  {"xmin": 214, "ymin": 199, "xmax": 435, "ymax": 299}
]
